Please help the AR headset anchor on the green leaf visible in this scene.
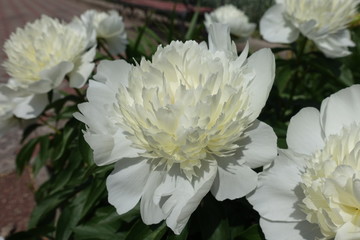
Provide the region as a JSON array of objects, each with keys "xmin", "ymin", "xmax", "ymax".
[
  {"xmin": 16, "ymin": 138, "xmax": 40, "ymax": 174},
  {"xmin": 276, "ymin": 65, "xmax": 296, "ymax": 95},
  {"xmin": 21, "ymin": 123, "xmax": 42, "ymax": 143},
  {"xmin": 74, "ymin": 225, "xmax": 125, "ymax": 240},
  {"xmin": 6, "ymin": 225, "xmax": 54, "ymax": 240},
  {"xmin": 51, "ymin": 125, "xmax": 76, "ymax": 161},
  {"xmin": 185, "ymin": 4, "xmax": 200, "ymax": 40},
  {"xmin": 339, "ymin": 64, "xmax": 354, "ymax": 87},
  {"xmin": 29, "ymin": 188, "xmax": 74, "ymax": 228},
  {"xmin": 56, "ymin": 204, "xmax": 83, "ymax": 240},
  {"xmin": 79, "ymin": 178, "xmax": 107, "ymax": 219},
  {"xmin": 33, "ymin": 135, "xmax": 50, "ymax": 175},
  {"xmin": 125, "ymin": 220, "xmax": 167, "ymax": 240},
  {"xmin": 236, "ymin": 224, "xmax": 263, "ymax": 240},
  {"xmin": 78, "ymin": 130, "xmax": 93, "ymax": 165},
  {"xmin": 196, "ymin": 195, "xmax": 230, "ymax": 240}
]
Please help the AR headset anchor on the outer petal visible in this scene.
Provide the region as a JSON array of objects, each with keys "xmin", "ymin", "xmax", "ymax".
[
  {"xmin": 69, "ymin": 46, "xmax": 96, "ymax": 88},
  {"xmin": 260, "ymin": 4, "xmax": 299, "ymax": 43},
  {"xmin": 107, "ymin": 157, "xmax": 151, "ymax": 215},
  {"xmin": 211, "ymin": 162, "xmax": 257, "ymax": 201},
  {"xmin": 83, "ymin": 129, "xmax": 141, "ymax": 166},
  {"xmin": 93, "ymin": 59, "xmax": 132, "ymax": 88},
  {"xmin": 287, "ymin": 107, "xmax": 325, "ymax": 155},
  {"xmin": 140, "ymin": 171, "xmax": 167, "ymax": 224},
  {"xmin": 247, "ymin": 150, "xmax": 307, "ymax": 222},
  {"xmin": 314, "ymin": 30, "xmax": 354, "ymax": 58},
  {"xmin": 241, "ymin": 120, "xmax": 277, "ymax": 169},
  {"xmin": 154, "ymin": 161, "xmax": 217, "ymax": 234},
  {"xmin": 260, "ymin": 218, "xmax": 322, "ymax": 240},
  {"xmin": 13, "ymin": 93, "xmax": 48, "ymax": 119},
  {"xmin": 246, "ymin": 48, "xmax": 275, "ymax": 120},
  {"xmin": 320, "ymin": 85, "xmax": 360, "ymax": 137},
  {"xmin": 208, "ymin": 23, "xmax": 237, "ymax": 59}
]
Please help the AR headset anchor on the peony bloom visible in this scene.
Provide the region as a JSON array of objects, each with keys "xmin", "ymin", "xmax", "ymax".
[
  {"xmin": 205, "ymin": 4, "xmax": 256, "ymax": 39},
  {"xmin": 75, "ymin": 23, "xmax": 276, "ymax": 234},
  {"xmin": 248, "ymin": 85, "xmax": 360, "ymax": 239},
  {"xmin": 2, "ymin": 15, "xmax": 96, "ymax": 118},
  {"xmin": 79, "ymin": 9, "xmax": 127, "ymax": 55},
  {"xmin": 260, "ymin": 0, "xmax": 359, "ymax": 58},
  {"xmin": 1, "ymin": 16, "xmax": 95, "ymax": 119}
]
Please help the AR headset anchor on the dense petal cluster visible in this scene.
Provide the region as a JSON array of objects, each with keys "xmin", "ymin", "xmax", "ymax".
[
  {"xmin": 260, "ymin": 0, "xmax": 359, "ymax": 57},
  {"xmin": 2, "ymin": 15, "xmax": 96, "ymax": 119},
  {"xmin": 248, "ymin": 85, "xmax": 360, "ymax": 240},
  {"xmin": 75, "ymin": 24, "xmax": 277, "ymax": 234},
  {"xmin": 205, "ymin": 4, "xmax": 256, "ymax": 38},
  {"xmin": 80, "ymin": 9, "xmax": 127, "ymax": 55}
]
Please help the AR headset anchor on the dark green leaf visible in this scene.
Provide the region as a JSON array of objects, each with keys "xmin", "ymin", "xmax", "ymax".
[
  {"xmin": 16, "ymin": 138, "xmax": 39, "ymax": 174},
  {"xmin": 236, "ymin": 224, "xmax": 263, "ymax": 240},
  {"xmin": 125, "ymin": 220, "xmax": 167, "ymax": 240},
  {"xmin": 29, "ymin": 188, "xmax": 74, "ymax": 228},
  {"xmin": 6, "ymin": 225, "xmax": 54, "ymax": 240}
]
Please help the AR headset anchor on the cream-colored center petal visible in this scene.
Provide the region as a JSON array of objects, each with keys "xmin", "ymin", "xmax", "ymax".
[
  {"xmin": 115, "ymin": 41, "xmax": 254, "ymax": 177},
  {"xmin": 301, "ymin": 123, "xmax": 360, "ymax": 239}
]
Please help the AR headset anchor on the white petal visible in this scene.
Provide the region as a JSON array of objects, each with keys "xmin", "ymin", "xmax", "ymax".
[
  {"xmin": 86, "ymin": 80, "xmax": 117, "ymax": 106},
  {"xmin": 247, "ymin": 149, "xmax": 307, "ymax": 221},
  {"xmin": 106, "ymin": 158, "xmax": 151, "ymax": 215},
  {"xmin": 314, "ymin": 30, "xmax": 354, "ymax": 58},
  {"xmin": 158, "ymin": 161, "xmax": 217, "ymax": 234},
  {"xmin": 233, "ymin": 41, "xmax": 249, "ymax": 68},
  {"xmin": 208, "ymin": 23, "xmax": 237, "ymax": 58},
  {"xmin": 320, "ymin": 85, "xmax": 360, "ymax": 137},
  {"xmin": 69, "ymin": 46, "xmax": 96, "ymax": 88},
  {"xmin": 83, "ymin": 129, "xmax": 140, "ymax": 166},
  {"xmin": 211, "ymin": 162, "xmax": 258, "ymax": 201},
  {"xmin": 260, "ymin": 218, "xmax": 322, "ymax": 240},
  {"xmin": 13, "ymin": 94, "xmax": 48, "ymax": 119},
  {"xmin": 97, "ymin": 13, "xmax": 124, "ymax": 38},
  {"xmin": 93, "ymin": 59, "xmax": 132, "ymax": 88},
  {"xmin": 76, "ymin": 102, "xmax": 109, "ymax": 133},
  {"xmin": 335, "ymin": 222, "xmax": 360, "ymax": 240},
  {"xmin": 287, "ymin": 107, "xmax": 325, "ymax": 155},
  {"xmin": 246, "ymin": 48, "xmax": 275, "ymax": 120},
  {"xmin": 28, "ymin": 62, "xmax": 73, "ymax": 94},
  {"xmin": 241, "ymin": 120, "xmax": 277, "ymax": 169},
  {"xmin": 106, "ymin": 35, "xmax": 127, "ymax": 55},
  {"xmin": 140, "ymin": 171, "xmax": 167, "ymax": 224},
  {"xmin": 260, "ymin": 4, "xmax": 299, "ymax": 43}
]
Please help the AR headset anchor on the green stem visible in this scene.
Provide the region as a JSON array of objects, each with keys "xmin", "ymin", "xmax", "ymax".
[{"xmin": 39, "ymin": 117, "xmax": 60, "ymax": 134}]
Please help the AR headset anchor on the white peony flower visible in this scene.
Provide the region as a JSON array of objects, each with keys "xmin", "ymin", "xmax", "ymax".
[
  {"xmin": 74, "ymin": 23, "xmax": 276, "ymax": 234},
  {"xmin": 260, "ymin": 0, "xmax": 359, "ymax": 58},
  {"xmin": 2, "ymin": 15, "xmax": 96, "ymax": 118},
  {"xmin": 205, "ymin": 4, "xmax": 256, "ymax": 39},
  {"xmin": 248, "ymin": 84, "xmax": 360, "ymax": 240},
  {"xmin": 79, "ymin": 9, "xmax": 127, "ymax": 55}
]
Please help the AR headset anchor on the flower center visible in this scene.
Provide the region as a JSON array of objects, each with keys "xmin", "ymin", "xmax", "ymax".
[
  {"xmin": 301, "ymin": 123, "xmax": 360, "ymax": 239},
  {"xmin": 115, "ymin": 41, "xmax": 253, "ymax": 177},
  {"xmin": 3, "ymin": 16, "xmax": 86, "ymax": 88},
  {"xmin": 283, "ymin": 0, "xmax": 357, "ymax": 38}
]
